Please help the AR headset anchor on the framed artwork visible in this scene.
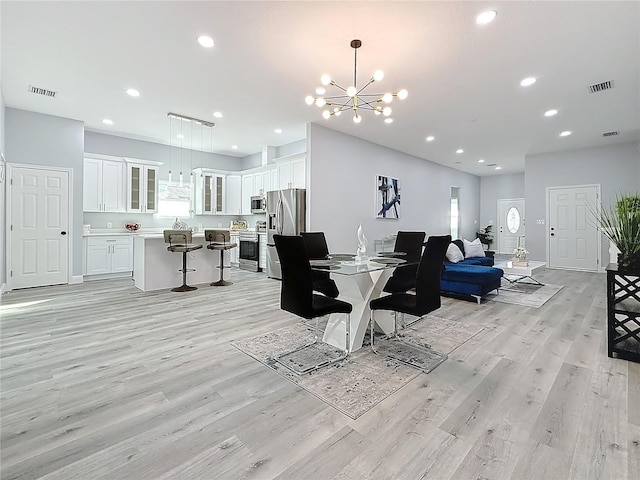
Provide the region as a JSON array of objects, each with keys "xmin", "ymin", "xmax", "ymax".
[{"xmin": 376, "ymin": 174, "xmax": 400, "ymax": 219}]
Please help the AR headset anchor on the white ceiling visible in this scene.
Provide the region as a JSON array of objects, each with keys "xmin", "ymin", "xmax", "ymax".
[{"xmin": 2, "ymin": 1, "xmax": 639, "ymax": 176}]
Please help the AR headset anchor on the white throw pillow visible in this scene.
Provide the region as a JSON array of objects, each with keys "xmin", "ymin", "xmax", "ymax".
[
  {"xmin": 445, "ymin": 243, "xmax": 464, "ymax": 263},
  {"xmin": 463, "ymin": 238, "xmax": 486, "ymax": 258}
]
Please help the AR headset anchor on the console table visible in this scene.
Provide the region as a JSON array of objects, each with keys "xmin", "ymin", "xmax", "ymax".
[{"xmin": 606, "ymin": 263, "xmax": 640, "ymax": 363}]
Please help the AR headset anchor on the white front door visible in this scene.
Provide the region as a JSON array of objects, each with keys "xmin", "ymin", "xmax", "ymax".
[
  {"xmin": 9, "ymin": 166, "xmax": 70, "ymax": 289},
  {"xmin": 548, "ymin": 185, "xmax": 600, "ymax": 272},
  {"xmin": 497, "ymin": 198, "xmax": 525, "ymax": 254}
]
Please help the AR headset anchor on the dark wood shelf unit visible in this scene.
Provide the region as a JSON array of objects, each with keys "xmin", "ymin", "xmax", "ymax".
[{"xmin": 607, "ymin": 263, "xmax": 640, "ymax": 363}]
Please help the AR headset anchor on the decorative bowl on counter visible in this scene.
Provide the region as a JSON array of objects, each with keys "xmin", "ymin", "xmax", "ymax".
[{"xmin": 125, "ymin": 223, "xmax": 141, "ymax": 232}]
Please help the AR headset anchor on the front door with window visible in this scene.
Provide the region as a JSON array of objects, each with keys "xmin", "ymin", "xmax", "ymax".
[
  {"xmin": 497, "ymin": 198, "xmax": 525, "ymax": 254},
  {"xmin": 9, "ymin": 166, "xmax": 70, "ymax": 289}
]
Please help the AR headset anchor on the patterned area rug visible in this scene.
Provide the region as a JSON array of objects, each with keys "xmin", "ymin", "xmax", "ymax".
[
  {"xmin": 232, "ymin": 316, "xmax": 485, "ymax": 419},
  {"xmin": 489, "ymin": 282, "xmax": 564, "ymax": 308}
]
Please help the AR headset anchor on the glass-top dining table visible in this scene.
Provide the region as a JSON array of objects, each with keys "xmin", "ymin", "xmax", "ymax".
[{"xmin": 310, "ymin": 253, "xmax": 416, "ymax": 352}]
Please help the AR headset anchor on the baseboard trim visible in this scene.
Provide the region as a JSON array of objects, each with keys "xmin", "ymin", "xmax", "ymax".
[{"xmin": 70, "ymin": 275, "xmax": 84, "ymax": 285}]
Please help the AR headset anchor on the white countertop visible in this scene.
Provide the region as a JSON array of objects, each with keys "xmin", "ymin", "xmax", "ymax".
[{"xmin": 84, "ymin": 227, "xmax": 262, "ymax": 237}]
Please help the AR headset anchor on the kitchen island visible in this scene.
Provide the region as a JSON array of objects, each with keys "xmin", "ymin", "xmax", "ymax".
[{"xmin": 133, "ymin": 232, "xmax": 228, "ymax": 292}]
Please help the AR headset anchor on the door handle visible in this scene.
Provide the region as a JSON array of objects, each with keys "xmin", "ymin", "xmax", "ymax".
[{"xmin": 61, "ymin": 231, "xmax": 67, "ymax": 235}]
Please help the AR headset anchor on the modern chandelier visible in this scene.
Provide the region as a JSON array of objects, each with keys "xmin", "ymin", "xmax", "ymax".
[{"xmin": 305, "ymin": 39, "xmax": 408, "ymax": 124}]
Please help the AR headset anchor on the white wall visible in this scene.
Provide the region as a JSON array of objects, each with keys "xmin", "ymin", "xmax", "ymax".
[
  {"xmin": 6, "ymin": 108, "xmax": 85, "ymax": 276},
  {"xmin": 480, "ymin": 173, "xmax": 525, "ymax": 228},
  {"xmin": 525, "ymin": 141, "xmax": 640, "ymax": 263},
  {"xmin": 307, "ymin": 124, "xmax": 481, "ymax": 253}
]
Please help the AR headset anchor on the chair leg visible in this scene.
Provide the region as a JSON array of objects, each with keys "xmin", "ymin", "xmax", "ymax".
[
  {"xmin": 211, "ymin": 249, "xmax": 233, "ymax": 286},
  {"xmin": 276, "ymin": 313, "xmax": 350, "ymax": 375},
  {"xmin": 172, "ymin": 251, "xmax": 197, "ymax": 292}
]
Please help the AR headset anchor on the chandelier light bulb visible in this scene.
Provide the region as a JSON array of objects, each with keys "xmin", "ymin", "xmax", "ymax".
[
  {"xmin": 322, "ymin": 110, "xmax": 331, "ymax": 119},
  {"xmin": 374, "ymin": 109, "xmax": 382, "ymax": 115},
  {"xmin": 315, "ymin": 97, "xmax": 326, "ymax": 107},
  {"xmin": 346, "ymin": 86, "xmax": 357, "ymax": 97},
  {"xmin": 397, "ymin": 89, "xmax": 408, "ymax": 100},
  {"xmin": 321, "ymin": 74, "xmax": 331, "ymax": 86},
  {"xmin": 353, "ymin": 113, "xmax": 362, "ymax": 124},
  {"xmin": 305, "ymin": 95, "xmax": 315, "ymax": 105},
  {"xmin": 315, "ymin": 87, "xmax": 326, "ymax": 95},
  {"xmin": 384, "ymin": 118, "xmax": 393, "ymax": 124},
  {"xmin": 334, "ymin": 109, "xmax": 342, "ymax": 116},
  {"xmin": 382, "ymin": 93, "xmax": 393, "ymax": 103},
  {"xmin": 383, "ymin": 107, "xmax": 392, "ymax": 117},
  {"xmin": 373, "ymin": 70, "xmax": 384, "ymax": 82}
]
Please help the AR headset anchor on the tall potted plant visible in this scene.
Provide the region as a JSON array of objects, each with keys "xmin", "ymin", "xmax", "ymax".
[{"xmin": 594, "ymin": 194, "xmax": 640, "ymax": 270}]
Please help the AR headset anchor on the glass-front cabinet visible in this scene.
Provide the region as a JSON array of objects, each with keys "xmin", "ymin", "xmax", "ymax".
[
  {"xmin": 193, "ymin": 168, "xmax": 226, "ymax": 214},
  {"xmin": 127, "ymin": 162, "xmax": 159, "ymax": 213}
]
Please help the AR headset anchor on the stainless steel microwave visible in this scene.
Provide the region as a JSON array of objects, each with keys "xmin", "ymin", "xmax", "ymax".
[{"xmin": 250, "ymin": 195, "xmax": 266, "ymax": 214}]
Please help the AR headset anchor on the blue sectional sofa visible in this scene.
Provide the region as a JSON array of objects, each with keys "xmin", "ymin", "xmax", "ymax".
[
  {"xmin": 441, "ymin": 239, "xmax": 502, "ymax": 304},
  {"xmin": 441, "ymin": 263, "xmax": 503, "ymax": 304},
  {"xmin": 446, "ymin": 239, "xmax": 495, "ymax": 266}
]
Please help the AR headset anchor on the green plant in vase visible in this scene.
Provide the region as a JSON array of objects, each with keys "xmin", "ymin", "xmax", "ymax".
[
  {"xmin": 594, "ymin": 193, "xmax": 640, "ymax": 270},
  {"xmin": 476, "ymin": 224, "xmax": 493, "ymax": 249}
]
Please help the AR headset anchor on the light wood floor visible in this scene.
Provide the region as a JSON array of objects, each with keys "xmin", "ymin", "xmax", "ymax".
[{"xmin": 1, "ymin": 267, "xmax": 638, "ymax": 480}]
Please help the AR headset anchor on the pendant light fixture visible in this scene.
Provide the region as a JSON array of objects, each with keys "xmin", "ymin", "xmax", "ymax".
[
  {"xmin": 166, "ymin": 112, "xmax": 215, "ymax": 184},
  {"xmin": 305, "ymin": 39, "xmax": 408, "ymax": 124}
]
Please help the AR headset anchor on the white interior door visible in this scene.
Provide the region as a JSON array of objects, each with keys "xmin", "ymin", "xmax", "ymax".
[
  {"xmin": 9, "ymin": 166, "xmax": 70, "ymax": 289},
  {"xmin": 548, "ymin": 185, "xmax": 599, "ymax": 271},
  {"xmin": 497, "ymin": 198, "xmax": 525, "ymax": 254}
]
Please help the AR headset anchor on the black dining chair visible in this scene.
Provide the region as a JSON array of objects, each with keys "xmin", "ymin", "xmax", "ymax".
[
  {"xmin": 274, "ymin": 234, "xmax": 353, "ymax": 374},
  {"xmin": 301, "ymin": 232, "xmax": 340, "ymax": 298},
  {"xmin": 382, "ymin": 231, "xmax": 426, "ymax": 294},
  {"xmin": 369, "ymin": 235, "xmax": 451, "ymax": 362}
]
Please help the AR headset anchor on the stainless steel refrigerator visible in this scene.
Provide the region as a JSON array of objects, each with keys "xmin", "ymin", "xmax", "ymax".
[{"xmin": 266, "ymin": 188, "xmax": 306, "ymax": 279}]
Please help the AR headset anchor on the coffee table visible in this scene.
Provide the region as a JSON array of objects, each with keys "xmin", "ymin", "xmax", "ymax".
[{"xmin": 495, "ymin": 260, "xmax": 546, "ymax": 285}]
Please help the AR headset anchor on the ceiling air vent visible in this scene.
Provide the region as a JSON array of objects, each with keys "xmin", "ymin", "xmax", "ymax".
[
  {"xmin": 602, "ymin": 131, "xmax": 619, "ymax": 137},
  {"xmin": 588, "ymin": 80, "xmax": 613, "ymax": 93},
  {"xmin": 28, "ymin": 85, "xmax": 57, "ymax": 98}
]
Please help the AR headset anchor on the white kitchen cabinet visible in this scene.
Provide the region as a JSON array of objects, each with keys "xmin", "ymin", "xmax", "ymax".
[
  {"xmin": 253, "ymin": 172, "xmax": 263, "ymax": 196},
  {"xmin": 83, "ymin": 156, "xmax": 126, "ymax": 212},
  {"xmin": 291, "ymin": 157, "xmax": 306, "ymax": 189},
  {"xmin": 259, "ymin": 233, "xmax": 267, "ymax": 270},
  {"xmin": 262, "ymin": 166, "xmax": 278, "ymax": 194},
  {"xmin": 275, "ymin": 154, "xmax": 306, "ymax": 190},
  {"xmin": 193, "ymin": 169, "xmax": 226, "ymax": 214},
  {"xmin": 84, "ymin": 236, "xmax": 133, "ymax": 276},
  {"xmin": 230, "ymin": 233, "xmax": 240, "ymax": 265},
  {"xmin": 241, "ymin": 173, "xmax": 253, "ymax": 215},
  {"xmin": 127, "ymin": 162, "xmax": 159, "ymax": 213},
  {"xmin": 225, "ymin": 175, "xmax": 242, "ymax": 215}
]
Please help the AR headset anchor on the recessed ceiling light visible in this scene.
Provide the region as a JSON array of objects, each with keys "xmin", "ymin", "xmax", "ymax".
[
  {"xmin": 544, "ymin": 109, "xmax": 558, "ymax": 117},
  {"xmin": 213, "ymin": 111, "xmax": 223, "ymax": 118},
  {"xmin": 495, "ymin": 166, "xmax": 502, "ymax": 170},
  {"xmin": 197, "ymin": 35, "xmax": 215, "ymax": 48},
  {"xmin": 559, "ymin": 130, "xmax": 572, "ymax": 137},
  {"xmin": 384, "ymin": 118, "xmax": 394, "ymax": 124},
  {"xmin": 231, "ymin": 145, "xmax": 238, "ymax": 150},
  {"xmin": 476, "ymin": 10, "xmax": 497, "ymax": 25},
  {"xmin": 126, "ymin": 88, "xmax": 140, "ymax": 97},
  {"xmin": 102, "ymin": 118, "xmax": 113, "ymax": 125},
  {"xmin": 274, "ymin": 128, "xmax": 282, "ymax": 134},
  {"xmin": 456, "ymin": 149, "xmax": 464, "ymax": 154},
  {"xmin": 478, "ymin": 159, "xmax": 485, "ymax": 163},
  {"xmin": 520, "ymin": 77, "xmax": 537, "ymax": 87},
  {"xmin": 426, "ymin": 135, "xmax": 435, "ymax": 142}
]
